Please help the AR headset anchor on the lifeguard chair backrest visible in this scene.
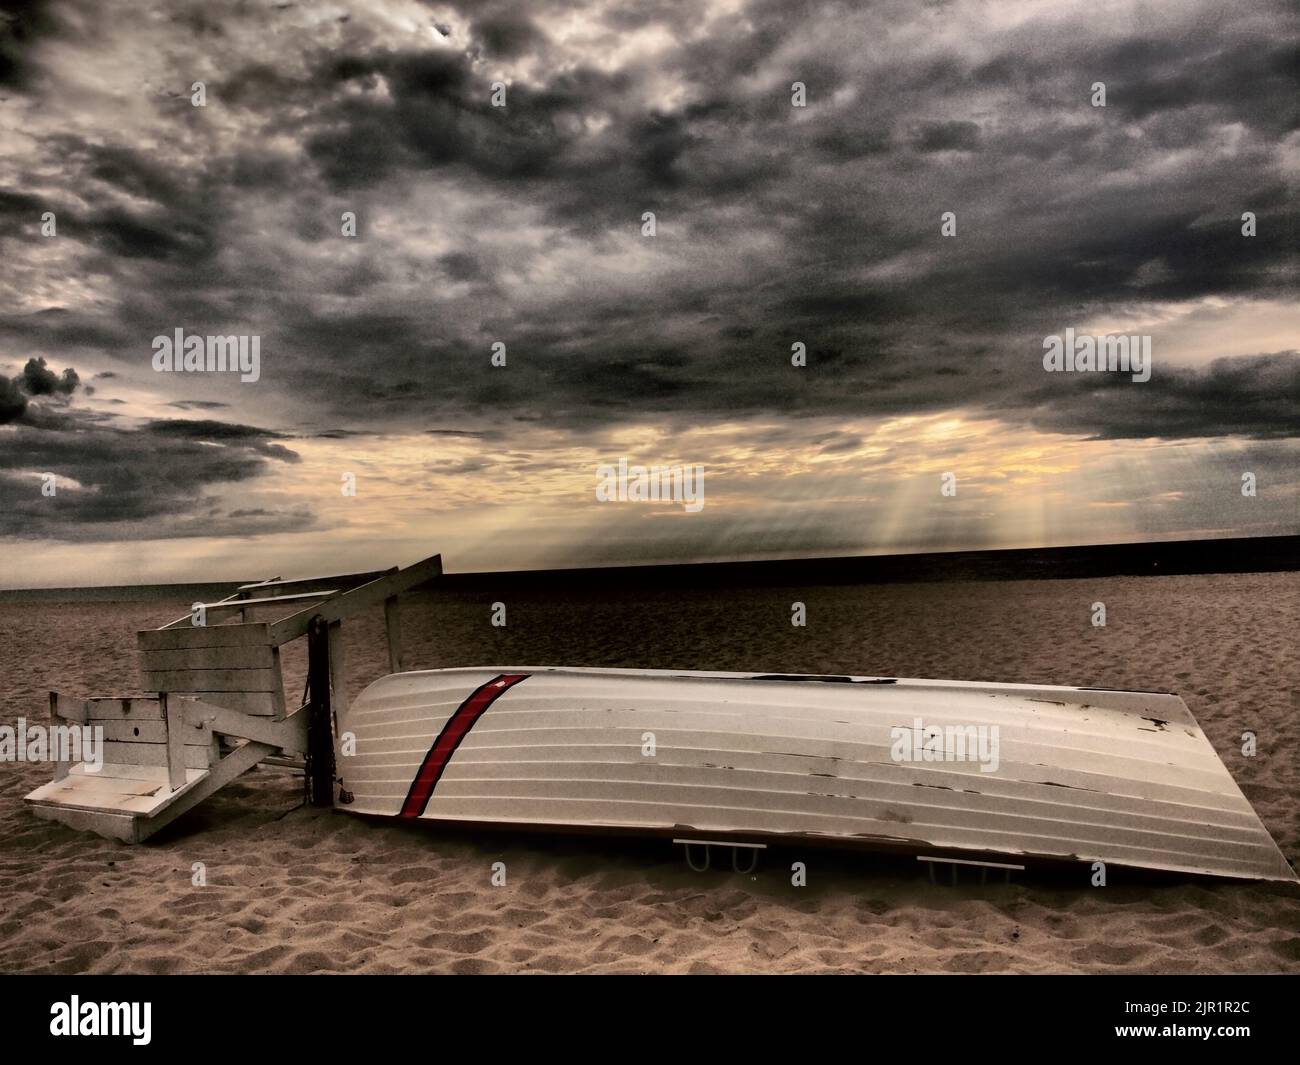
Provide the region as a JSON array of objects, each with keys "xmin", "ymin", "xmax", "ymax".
[{"xmin": 137, "ymin": 622, "xmax": 286, "ymax": 719}]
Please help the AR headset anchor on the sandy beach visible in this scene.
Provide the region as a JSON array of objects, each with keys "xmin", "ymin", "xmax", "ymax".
[{"xmin": 1, "ymin": 571, "xmax": 1297, "ymax": 974}]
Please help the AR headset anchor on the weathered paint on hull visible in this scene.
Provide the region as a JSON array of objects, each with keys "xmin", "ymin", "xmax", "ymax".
[{"xmin": 335, "ymin": 667, "xmax": 1297, "ymax": 883}]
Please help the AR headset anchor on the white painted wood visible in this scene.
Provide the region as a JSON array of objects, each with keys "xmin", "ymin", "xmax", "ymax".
[
  {"xmin": 140, "ymin": 667, "xmax": 278, "ymax": 693},
  {"xmin": 201, "ymin": 589, "xmax": 339, "ymax": 618},
  {"xmin": 139, "ymin": 623, "xmax": 272, "ymax": 652},
  {"xmin": 268, "ymin": 645, "xmax": 286, "ymax": 720},
  {"xmin": 238, "ymin": 569, "xmax": 390, "ymax": 595},
  {"xmin": 163, "ymin": 694, "xmax": 185, "ymax": 791},
  {"xmin": 140, "ymin": 644, "xmax": 275, "ymax": 671},
  {"xmin": 27, "ymin": 764, "xmax": 207, "ymax": 819},
  {"xmin": 68, "ymin": 763, "xmax": 178, "ymax": 782},
  {"xmin": 176, "ymin": 697, "xmax": 307, "ymax": 754},
  {"xmin": 269, "ymin": 553, "xmax": 441, "ymax": 645},
  {"xmin": 50, "ymin": 692, "xmax": 88, "ymax": 723},
  {"xmin": 29, "ymin": 803, "xmax": 139, "ymax": 842},
  {"xmin": 35, "ymin": 785, "xmax": 171, "ymax": 817},
  {"xmin": 26, "ymin": 701, "xmax": 280, "ymax": 839},
  {"xmin": 33, "ymin": 772, "xmax": 170, "ymax": 800},
  {"xmin": 182, "ymin": 691, "xmax": 278, "ymax": 717},
  {"xmin": 28, "ymin": 554, "xmax": 432, "ymax": 843},
  {"xmin": 328, "ymin": 620, "xmax": 348, "ymax": 725},
  {"xmin": 101, "ymin": 741, "xmax": 213, "ymax": 770},
  {"xmin": 95, "ymin": 719, "xmax": 212, "ymax": 745},
  {"xmin": 83, "ymin": 697, "xmax": 165, "ymax": 720},
  {"xmin": 50, "ymin": 692, "xmax": 70, "ymax": 781},
  {"xmin": 157, "ymin": 588, "xmax": 251, "ymax": 630},
  {"xmin": 236, "ymin": 576, "xmax": 281, "ymax": 593}
]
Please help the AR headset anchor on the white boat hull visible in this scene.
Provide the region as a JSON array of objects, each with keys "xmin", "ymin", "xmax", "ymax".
[{"xmin": 335, "ymin": 667, "xmax": 1297, "ymax": 882}]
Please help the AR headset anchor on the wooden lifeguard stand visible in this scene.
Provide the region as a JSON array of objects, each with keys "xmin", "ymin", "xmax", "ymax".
[{"xmin": 24, "ymin": 553, "xmax": 442, "ymax": 842}]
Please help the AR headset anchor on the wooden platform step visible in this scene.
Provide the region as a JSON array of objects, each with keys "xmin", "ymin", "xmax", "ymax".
[
  {"xmin": 26, "ymin": 763, "xmax": 210, "ymax": 843},
  {"xmin": 27, "ymin": 763, "xmax": 208, "ymax": 814},
  {"xmin": 26, "ymin": 737, "xmax": 281, "ymax": 843},
  {"xmin": 28, "ymin": 803, "xmax": 140, "ymax": 842},
  {"xmin": 24, "ymin": 697, "xmax": 306, "ymax": 842}
]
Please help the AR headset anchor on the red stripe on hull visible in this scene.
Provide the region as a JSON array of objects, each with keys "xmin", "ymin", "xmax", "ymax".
[{"xmin": 399, "ymin": 673, "xmax": 530, "ymax": 818}]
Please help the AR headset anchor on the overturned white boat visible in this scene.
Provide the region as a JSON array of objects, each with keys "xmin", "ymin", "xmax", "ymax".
[{"xmin": 337, "ymin": 666, "xmax": 1297, "ymax": 883}]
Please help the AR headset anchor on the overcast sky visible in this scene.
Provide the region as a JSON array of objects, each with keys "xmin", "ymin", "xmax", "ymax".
[{"xmin": 0, "ymin": 0, "xmax": 1297, "ymax": 585}]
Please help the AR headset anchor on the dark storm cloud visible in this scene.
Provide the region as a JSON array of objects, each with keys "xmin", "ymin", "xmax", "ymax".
[
  {"xmin": 813, "ymin": 431, "xmax": 863, "ymax": 454},
  {"xmin": 168, "ymin": 399, "xmax": 229, "ymax": 410},
  {"xmin": 0, "ymin": 187, "xmax": 44, "ymax": 221},
  {"xmin": 1098, "ymin": 36, "xmax": 1300, "ymax": 133},
  {"xmin": 437, "ymin": 250, "xmax": 485, "ymax": 281},
  {"xmin": 295, "ymin": 45, "xmax": 627, "ymax": 192},
  {"xmin": 44, "ymin": 137, "xmax": 222, "ymax": 264},
  {"xmin": 0, "ymin": 378, "xmax": 307, "ymax": 540},
  {"xmin": 256, "ymin": 1, "xmax": 1294, "ymax": 441},
  {"xmin": 0, "ymin": 375, "xmax": 26, "ymax": 423},
  {"xmin": 0, "ymin": 0, "xmax": 59, "ymax": 89},
  {"xmin": 1, "ymin": 0, "xmax": 1296, "ymax": 485},
  {"xmin": 1020, "ymin": 351, "xmax": 1300, "ymax": 441},
  {"xmin": 0, "ymin": 306, "xmax": 134, "ymax": 352},
  {"xmin": 145, "ymin": 418, "xmax": 302, "ymax": 462},
  {"xmin": 912, "ymin": 120, "xmax": 981, "ymax": 152},
  {"xmin": 0, "ymin": 138, "xmax": 222, "ymax": 347},
  {"xmin": 471, "ymin": 12, "xmax": 545, "ymax": 59},
  {"xmin": 144, "ymin": 418, "xmax": 283, "ymax": 442},
  {"xmin": 18, "ymin": 355, "xmax": 78, "ymax": 396},
  {"xmin": 0, "ymin": 355, "xmax": 81, "ymax": 424}
]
